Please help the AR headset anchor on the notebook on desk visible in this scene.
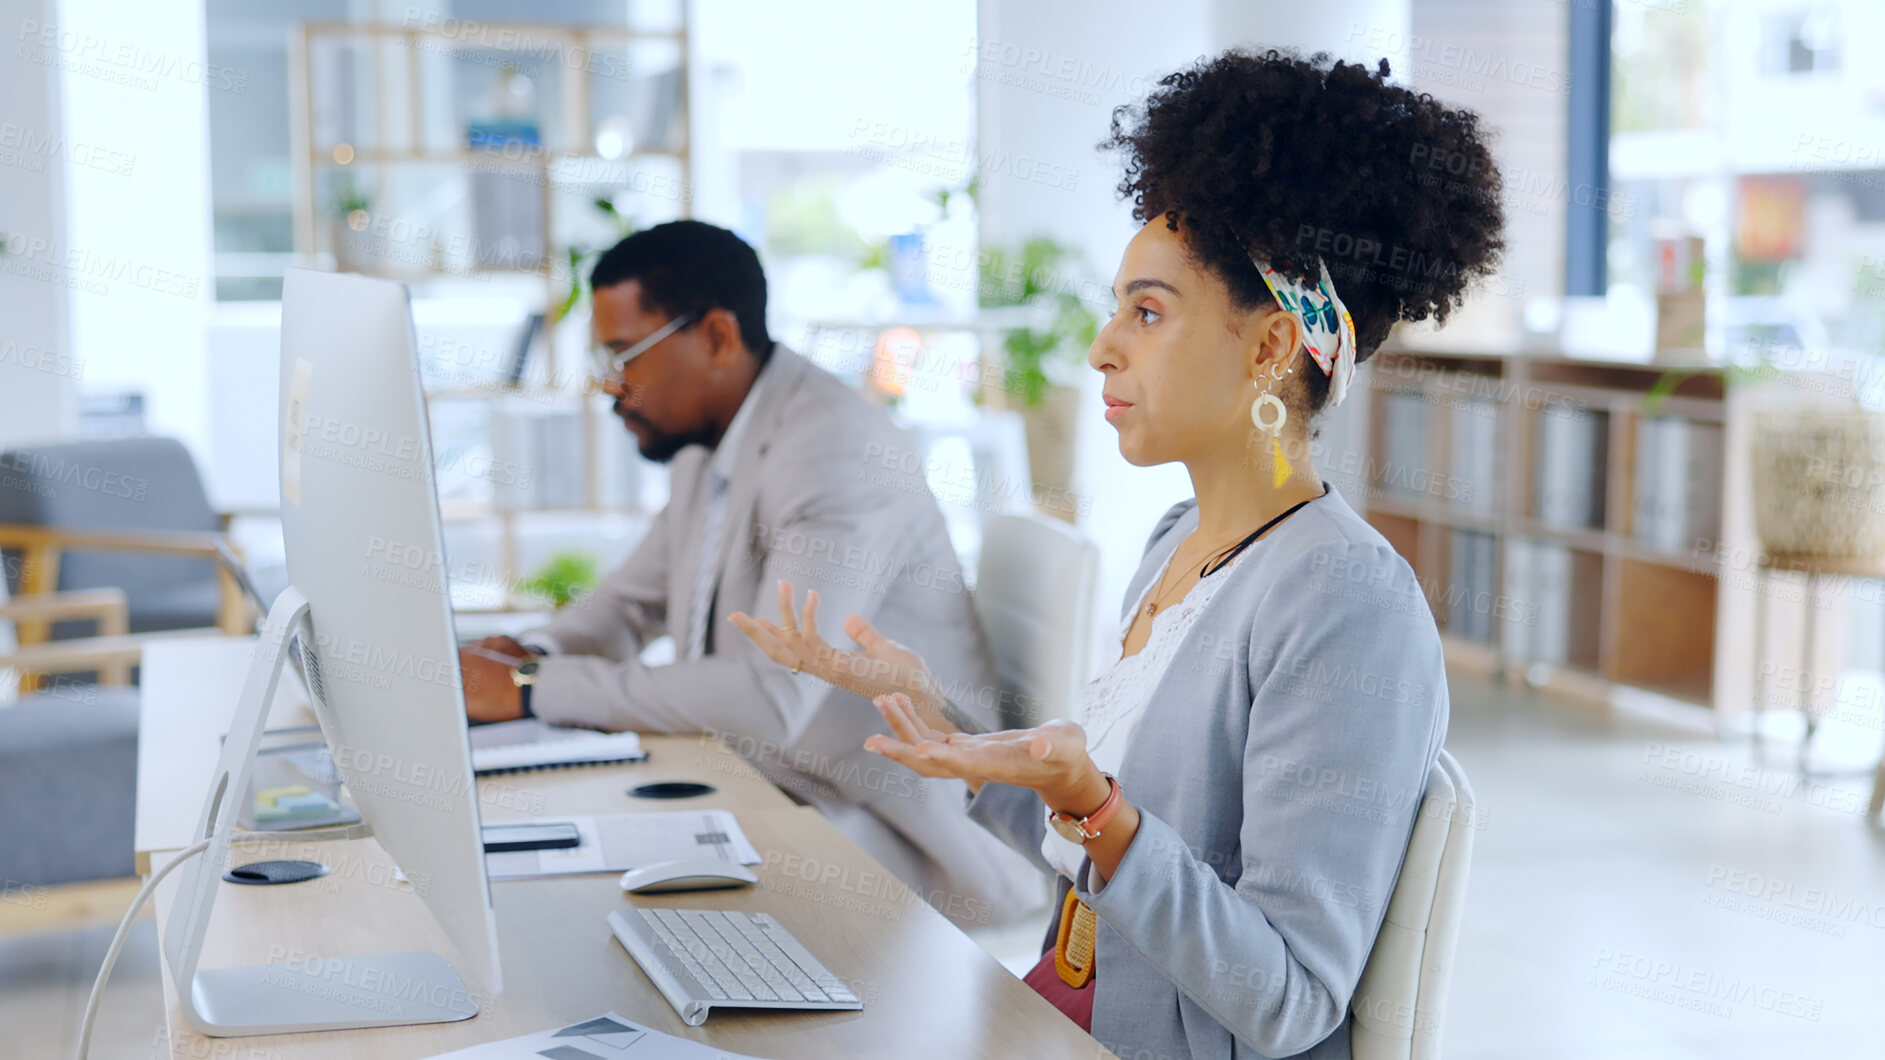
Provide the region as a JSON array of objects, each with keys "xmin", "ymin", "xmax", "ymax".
[{"xmin": 467, "ymin": 719, "xmax": 649, "ymax": 774}]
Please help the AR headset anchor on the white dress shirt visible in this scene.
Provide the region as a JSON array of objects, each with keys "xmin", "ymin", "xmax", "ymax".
[
  {"xmin": 522, "ymin": 357, "xmax": 772, "ymax": 662},
  {"xmin": 684, "ymin": 360, "xmax": 769, "ymax": 660}
]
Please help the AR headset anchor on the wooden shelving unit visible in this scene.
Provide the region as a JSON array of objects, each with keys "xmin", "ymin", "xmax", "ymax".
[
  {"xmin": 292, "ymin": 19, "xmax": 691, "ymax": 316},
  {"xmin": 1361, "ymin": 350, "xmax": 1737, "ymax": 709},
  {"xmin": 287, "ymin": 17, "xmax": 693, "ymax": 611}
]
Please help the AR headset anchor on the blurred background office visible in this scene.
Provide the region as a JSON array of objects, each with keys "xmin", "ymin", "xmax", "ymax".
[{"xmin": 5, "ymin": 0, "xmax": 1885, "ymax": 1056}]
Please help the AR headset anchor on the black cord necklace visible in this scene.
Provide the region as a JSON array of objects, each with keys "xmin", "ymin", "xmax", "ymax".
[
  {"xmin": 1142, "ymin": 483, "xmax": 1329, "ymax": 618},
  {"xmin": 1201, "ymin": 485, "xmax": 1327, "ymax": 576}
]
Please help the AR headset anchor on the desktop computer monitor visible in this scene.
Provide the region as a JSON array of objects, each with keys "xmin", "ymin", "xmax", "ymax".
[{"xmin": 160, "ymin": 267, "xmax": 502, "ymax": 1035}]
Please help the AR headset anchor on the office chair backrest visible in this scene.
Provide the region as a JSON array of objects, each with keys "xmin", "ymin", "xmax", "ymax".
[
  {"xmin": 1350, "ymin": 749, "xmax": 1476, "ymax": 1060},
  {"xmin": 0, "ymin": 437, "xmax": 220, "ymax": 630},
  {"xmin": 971, "ymin": 512, "xmax": 1099, "ymax": 729}
]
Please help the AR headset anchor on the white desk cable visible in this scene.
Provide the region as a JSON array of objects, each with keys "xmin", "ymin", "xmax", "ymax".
[
  {"xmin": 75, "ymin": 838, "xmax": 210, "ymax": 1060},
  {"xmin": 74, "ymin": 826, "xmax": 362, "ymax": 1060}
]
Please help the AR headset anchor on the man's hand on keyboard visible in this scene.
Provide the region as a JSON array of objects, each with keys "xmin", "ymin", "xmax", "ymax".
[
  {"xmin": 472, "ymin": 635, "xmax": 531, "ymax": 660},
  {"xmin": 459, "ymin": 648, "xmax": 525, "ymax": 723}
]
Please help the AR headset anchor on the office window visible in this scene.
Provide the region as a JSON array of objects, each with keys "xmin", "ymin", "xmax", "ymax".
[
  {"xmin": 690, "ymin": 0, "xmax": 979, "ymax": 364},
  {"xmin": 1608, "ymin": 0, "xmax": 1885, "ymax": 367},
  {"xmin": 1758, "ymin": 6, "xmax": 1841, "ymax": 76}
]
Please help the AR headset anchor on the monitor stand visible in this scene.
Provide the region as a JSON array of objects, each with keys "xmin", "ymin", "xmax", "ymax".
[{"xmin": 159, "ymin": 587, "xmax": 480, "ymax": 1036}]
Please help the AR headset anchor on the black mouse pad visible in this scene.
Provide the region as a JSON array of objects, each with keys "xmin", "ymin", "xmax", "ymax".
[
  {"xmin": 628, "ymin": 781, "xmax": 716, "ymax": 799},
  {"xmin": 223, "ymin": 859, "xmax": 329, "ymax": 885}
]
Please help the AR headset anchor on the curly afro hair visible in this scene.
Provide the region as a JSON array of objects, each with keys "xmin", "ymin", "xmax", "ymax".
[{"xmin": 1101, "ymin": 48, "xmax": 1505, "ymax": 414}]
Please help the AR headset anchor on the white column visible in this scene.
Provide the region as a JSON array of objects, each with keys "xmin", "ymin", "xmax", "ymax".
[
  {"xmin": 1214, "ymin": 0, "xmax": 1411, "ymax": 61},
  {"xmin": 972, "ymin": 0, "xmax": 1212, "ymax": 657},
  {"xmin": 0, "ymin": 0, "xmax": 78, "ymax": 450},
  {"xmin": 48, "ymin": 0, "xmax": 217, "ymax": 458}
]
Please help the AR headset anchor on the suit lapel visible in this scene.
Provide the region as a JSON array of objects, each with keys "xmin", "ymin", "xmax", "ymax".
[
  {"xmin": 666, "ymin": 446, "xmax": 711, "ymax": 654},
  {"xmin": 691, "ymin": 347, "xmax": 812, "ymax": 654}
]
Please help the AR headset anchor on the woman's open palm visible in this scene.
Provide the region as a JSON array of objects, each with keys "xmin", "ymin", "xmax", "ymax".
[{"xmin": 864, "ymin": 692, "xmax": 1094, "ymax": 799}]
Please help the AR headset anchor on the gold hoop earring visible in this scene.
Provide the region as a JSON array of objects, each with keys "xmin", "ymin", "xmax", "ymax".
[{"xmin": 1251, "ymin": 381, "xmax": 1292, "ymax": 489}]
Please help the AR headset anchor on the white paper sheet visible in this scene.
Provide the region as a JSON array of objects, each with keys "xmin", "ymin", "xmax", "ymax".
[
  {"xmin": 484, "ymin": 810, "xmax": 762, "ymax": 880},
  {"xmin": 420, "ymin": 1011, "xmax": 762, "ymax": 1058}
]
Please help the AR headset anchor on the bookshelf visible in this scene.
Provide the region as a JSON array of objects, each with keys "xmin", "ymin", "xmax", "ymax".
[
  {"xmin": 286, "ymin": 17, "xmax": 692, "ymax": 609},
  {"xmin": 292, "ymin": 19, "xmax": 691, "ymax": 334},
  {"xmin": 1361, "ymin": 351, "xmax": 1737, "ymax": 708}
]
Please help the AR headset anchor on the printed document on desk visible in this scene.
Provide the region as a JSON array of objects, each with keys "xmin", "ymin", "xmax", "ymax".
[
  {"xmin": 485, "ymin": 810, "xmax": 762, "ymax": 880},
  {"xmin": 421, "ymin": 1011, "xmax": 762, "ymax": 1058}
]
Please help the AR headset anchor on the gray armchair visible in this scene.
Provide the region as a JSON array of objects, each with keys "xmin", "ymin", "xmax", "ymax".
[
  {"xmin": 0, "ymin": 437, "xmax": 276, "ymax": 935},
  {"xmin": 0, "ymin": 585, "xmax": 144, "ymax": 935},
  {"xmin": 0, "ymin": 437, "xmax": 262, "ymax": 642}
]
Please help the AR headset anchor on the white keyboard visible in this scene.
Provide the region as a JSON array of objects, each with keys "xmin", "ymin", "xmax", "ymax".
[{"xmin": 607, "ymin": 908, "xmax": 862, "ymax": 1026}]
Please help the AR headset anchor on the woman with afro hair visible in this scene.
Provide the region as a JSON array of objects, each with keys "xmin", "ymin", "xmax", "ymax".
[{"xmin": 731, "ymin": 48, "xmax": 1504, "ymax": 1059}]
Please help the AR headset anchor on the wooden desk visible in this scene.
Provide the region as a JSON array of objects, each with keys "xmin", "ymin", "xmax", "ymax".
[{"xmin": 139, "ymin": 638, "xmax": 1108, "ymax": 1059}]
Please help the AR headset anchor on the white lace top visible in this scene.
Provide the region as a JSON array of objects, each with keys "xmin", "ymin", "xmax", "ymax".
[{"xmin": 1040, "ymin": 544, "xmax": 1248, "ymax": 880}]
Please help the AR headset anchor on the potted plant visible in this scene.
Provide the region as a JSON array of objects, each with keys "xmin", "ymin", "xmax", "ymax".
[
  {"xmin": 1747, "ymin": 403, "xmax": 1885, "ymax": 559},
  {"xmin": 974, "ymin": 236, "xmax": 1099, "ymax": 523},
  {"xmin": 329, "ymin": 179, "xmax": 377, "ymax": 273},
  {"xmin": 848, "ymin": 175, "xmax": 1097, "ymax": 521}
]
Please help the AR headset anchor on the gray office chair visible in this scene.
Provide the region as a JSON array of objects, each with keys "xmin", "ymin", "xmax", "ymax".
[
  {"xmin": 1350, "ymin": 750, "xmax": 1478, "ymax": 1060},
  {"xmin": 971, "ymin": 512, "xmax": 1100, "ymax": 729}
]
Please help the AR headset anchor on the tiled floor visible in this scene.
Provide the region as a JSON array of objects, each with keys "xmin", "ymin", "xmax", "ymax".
[
  {"xmin": 1440, "ymin": 672, "xmax": 1885, "ymax": 1058},
  {"xmin": 8, "ymin": 668, "xmax": 1884, "ymax": 1058}
]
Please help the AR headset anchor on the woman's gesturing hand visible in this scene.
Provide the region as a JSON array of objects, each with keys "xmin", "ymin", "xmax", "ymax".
[
  {"xmin": 863, "ymin": 692, "xmax": 1109, "ymax": 811},
  {"xmin": 728, "ymin": 580, "xmax": 948, "ymax": 721}
]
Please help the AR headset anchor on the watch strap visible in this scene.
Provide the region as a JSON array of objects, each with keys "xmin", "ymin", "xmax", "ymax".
[{"xmin": 1051, "ymin": 774, "xmax": 1122, "ymax": 841}]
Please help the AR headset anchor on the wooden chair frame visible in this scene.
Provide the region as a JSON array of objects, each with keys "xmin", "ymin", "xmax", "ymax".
[{"xmin": 0, "ymin": 522, "xmax": 251, "ymax": 653}]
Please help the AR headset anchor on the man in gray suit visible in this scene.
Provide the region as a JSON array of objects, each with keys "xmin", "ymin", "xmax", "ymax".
[{"xmin": 459, "ymin": 220, "xmax": 1039, "ymax": 927}]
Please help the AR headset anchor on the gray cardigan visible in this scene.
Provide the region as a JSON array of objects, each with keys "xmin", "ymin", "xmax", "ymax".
[{"xmin": 969, "ymin": 485, "xmax": 1448, "ymax": 1060}]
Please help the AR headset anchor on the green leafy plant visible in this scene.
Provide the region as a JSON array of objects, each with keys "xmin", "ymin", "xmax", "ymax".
[
  {"xmin": 1643, "ymin": 362, "xmax": 1783, "ymax": 416},
  {"xmin": 977, "ymin": 236, "xmax": 1100, "ymax": 407},
  {"xmin": 330, "ymin": 178, "xmax": 372, "ymax": 221},
  {"xmin": 554, "ymin": 197, "xmax": 639, "ymax": 324},
  {"xmin": 855, "ymin": 239, "xmax": 890, "ymax": 273},
  {"xmin": 856, "ymin": 173, "xmax": 979, "ymax": 275},
  {"xmin": 930, "ymin": 171, "xmax": 978, "ymax": 219},
  {"xmin": 520, "ymin": 550, "xmax": 601, "ymax": 608},
  {"xmin": 842, "ymin": 170, "xmax": 1093, "ymax": 407}
]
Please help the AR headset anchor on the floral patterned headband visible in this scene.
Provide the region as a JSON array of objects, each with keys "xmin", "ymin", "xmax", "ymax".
[{"xmin": 1245, "ymin": 250, "xmax": 1358, "ymax": 408}]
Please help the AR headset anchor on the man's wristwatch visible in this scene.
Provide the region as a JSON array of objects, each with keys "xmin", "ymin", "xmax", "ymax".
[
  {"xmin": 510, "ymin": 660, "xmax": 539, "ymax": 719},
  {"xmin": 1047, "ymin": 773, "xmax": 1123, "ymax": 844}
]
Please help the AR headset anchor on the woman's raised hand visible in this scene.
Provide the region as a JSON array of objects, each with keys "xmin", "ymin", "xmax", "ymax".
[{"xmin": 728, "ymin": 580, "xmax": 947, "ymax": 718}]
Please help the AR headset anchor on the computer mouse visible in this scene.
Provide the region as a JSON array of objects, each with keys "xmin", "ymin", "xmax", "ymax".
[{"xmin": 618, "ymin": 859, "xmax": 759, "ymax": 894}]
